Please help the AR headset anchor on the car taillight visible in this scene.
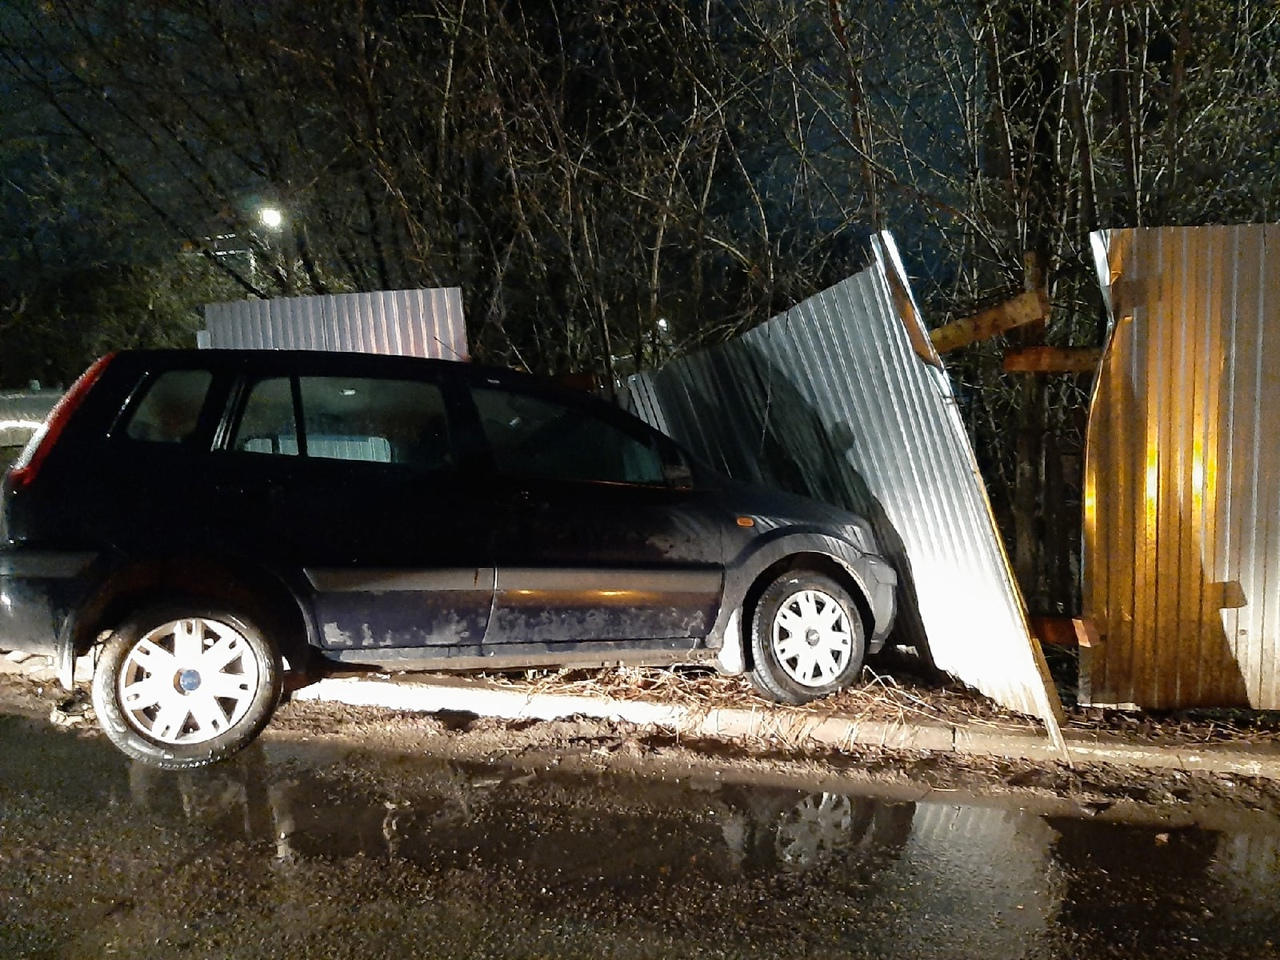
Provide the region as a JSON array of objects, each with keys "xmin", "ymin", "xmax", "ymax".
[{"xmin": 9, "ymin": 353, "xmax": 116, "ymax": 492}]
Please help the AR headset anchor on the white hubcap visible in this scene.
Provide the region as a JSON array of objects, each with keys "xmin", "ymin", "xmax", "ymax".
[
  {"xmin": 117, "ymin": 618, "xmax": 260, "ymax": 745},
  {"xmin": 775, "ymin": 793, "xmax": 856, "ymax": 869},
  {"xmin": 770, "ymin": 588, "xmax": 852, "ymax": 687}
]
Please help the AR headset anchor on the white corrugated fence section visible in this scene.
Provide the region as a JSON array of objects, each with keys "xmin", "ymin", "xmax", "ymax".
[{"xmin": 200, "ymin": 288, "xmax": 468, "ymax": 360}]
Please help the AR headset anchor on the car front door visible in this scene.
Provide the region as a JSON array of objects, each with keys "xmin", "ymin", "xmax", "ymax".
[{"xmin": 467, "ymin": 379, "xmax": 725, "ymax": 648}]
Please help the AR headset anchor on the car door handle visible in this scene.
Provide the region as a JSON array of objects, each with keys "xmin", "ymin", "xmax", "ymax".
[{"xmin": 504, "ymin": 489, "xmax": 549, "ymax": 512}]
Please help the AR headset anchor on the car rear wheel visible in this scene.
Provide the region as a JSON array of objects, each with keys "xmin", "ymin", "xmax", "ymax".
[
  {"xmin": 748, "ymin": 572, "xmax": 865, "ymax": 703},
  {"xmin": 91, "ymin": 604, "xmax": 282, "ymax": 769}
]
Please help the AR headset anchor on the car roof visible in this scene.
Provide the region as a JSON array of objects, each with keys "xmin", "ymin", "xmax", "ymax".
[{"xmin": 111, "ymin": 349, "xmax": 586, "ymax": 398}]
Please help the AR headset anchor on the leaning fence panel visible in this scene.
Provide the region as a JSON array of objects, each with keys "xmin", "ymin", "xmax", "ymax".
[{"xmin": 627, "ymin": 233, "xmax": 1064, "ymax": 743}]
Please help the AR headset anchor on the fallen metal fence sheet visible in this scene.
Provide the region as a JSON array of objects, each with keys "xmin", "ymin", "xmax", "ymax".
[
  {"xmin": 1211, "ymin": 832, "xmax": 1280, "ymax": 906},
  {"xmin": 628, "ymin": 233, "xmax": 1065, "ymax": 740},
  {"xmin": 1085, "ymin": 224, "xmax": 1280, "ymax": 709},
  {"xmin": 200, "ymin": 288, "xmax": 468, "ymax": 360},
  {"xmin": 902, "ymin": 802, "xmax": 1061, "ymax": 938}
]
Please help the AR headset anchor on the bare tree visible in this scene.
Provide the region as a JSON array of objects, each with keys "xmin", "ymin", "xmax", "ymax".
[{"xmin": 4, "ymin": 0, "xmax": 1280, "ymax": 608}]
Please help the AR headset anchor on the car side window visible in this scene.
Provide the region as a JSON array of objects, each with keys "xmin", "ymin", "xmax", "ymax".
[
  {"xmin": 231, "ymin": 375, "xmax": 452, "ymax": 468},
  {"xmin": 472, "ymin": 386, "xmax": 665, "ymax": 484},
  {"xmin": 232, "ymin": 377, "xmax": 299, "ymax": 456},
  {"xmin": 298, "ymin": 377, "xmax": 452, "ymax": 468},
  {"xmin": 124, "ymin": 369, "xmax": 213, "ymax": 444}
]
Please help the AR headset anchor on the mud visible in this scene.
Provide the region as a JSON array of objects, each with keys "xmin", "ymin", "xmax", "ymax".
[
  {"xmin": 8, "ymin": 667, "xmax": 1280, "ymax": 830},
  {"xmin": 4, "ymin": 695, "xmax": 1280, "ymax": 960}
]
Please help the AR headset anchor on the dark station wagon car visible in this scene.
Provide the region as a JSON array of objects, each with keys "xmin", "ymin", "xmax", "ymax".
[{"xmin": 0, "ymin": 350, "xmax": 897, "ymax": 768}]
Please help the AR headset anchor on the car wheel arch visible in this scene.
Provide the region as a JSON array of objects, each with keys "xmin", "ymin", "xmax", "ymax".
[
  {"xmin": 717, "ymin": 548, "xmax": 874, "ymax": 676},
  {"xmin": 71, "ymin": 556, "xmax": 314, "ymax": 672},
  {"xmin": 741, "ymin": 554, "xmax": 874, "ymax": 666}
]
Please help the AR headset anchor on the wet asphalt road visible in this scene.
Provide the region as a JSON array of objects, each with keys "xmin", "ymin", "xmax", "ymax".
[{"xmin": 3, "ymin": 714, "xmax": 1280, "ymax": 960}]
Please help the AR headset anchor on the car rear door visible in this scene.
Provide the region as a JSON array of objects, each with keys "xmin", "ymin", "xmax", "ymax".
[
  {"xmin": 465, "ymin": 376, "xmax": 725, "ymax": 647},
  {"xmin": 215, "ymin": 362, "xmax": 493, "ymax": 651}
]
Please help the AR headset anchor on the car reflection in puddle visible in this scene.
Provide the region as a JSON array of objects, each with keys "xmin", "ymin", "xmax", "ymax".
[
  {"xmin": 7, "ymin": 716, "xmax": 1280, "ymax": 958},
  {"xmin": 124, "ymin": 749, "xmax": 914, "ymax": 894}
]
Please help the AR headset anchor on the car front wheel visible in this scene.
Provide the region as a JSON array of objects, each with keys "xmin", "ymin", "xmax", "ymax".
[
  {"xmin": 91, "ymin": 604, "xmax": 282, "ymax": 769},
  {"xmin": 748, "ymin": 572, "xmax": 865, "ymax": 703}
]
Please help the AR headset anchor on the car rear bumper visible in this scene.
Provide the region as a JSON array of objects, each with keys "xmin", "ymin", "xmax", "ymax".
[{"xmin": 0, "ymin": 549, "xmax": 96, "ymax": 659}]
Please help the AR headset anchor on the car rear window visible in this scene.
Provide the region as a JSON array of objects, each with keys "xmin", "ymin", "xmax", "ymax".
[
  {"xmin": 231, "ymin": 375, "xmax": 451, "ymax": 468},
  {"xmin": 124, "ymin": 369, "xmax": 214, "ymax": 444}
]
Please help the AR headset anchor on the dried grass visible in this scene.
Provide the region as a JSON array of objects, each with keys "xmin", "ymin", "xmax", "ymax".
[
  {"xmin": 472, "ymin": 660, "xmax": 1042, "ymax": 732},
  {"xmin": 468, "ymin": 661, "xmax": 1280, "ymax": 748},
  {"xmin": 1063, "ymin": 706, "xmax": 1280, "ymax": 745}
]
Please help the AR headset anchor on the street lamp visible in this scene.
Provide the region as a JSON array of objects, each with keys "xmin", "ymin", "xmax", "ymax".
[{"xmin": 259, "ymin": 206, "xmax": 283, "ymax": 229}]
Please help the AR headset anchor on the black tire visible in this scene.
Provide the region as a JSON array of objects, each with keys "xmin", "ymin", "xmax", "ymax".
[
  {"xmin": 748, "ymin": 571, "xmax": 865, "ymax": 704},
  {"xmin": 91, "ymin": 604, "xmax": 282, "ymax": 770}
]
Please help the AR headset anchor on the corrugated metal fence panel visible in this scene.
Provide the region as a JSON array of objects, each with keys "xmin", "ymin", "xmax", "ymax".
[
  {"xmin": 201, "ymin": 288, "xmax": 468, "ymax": 360},
  {"xmin": 1085, "ymin": 224, "xmax": 1280, "ymax": 709},
  {"xmin": 0, "ymin": 390, "xmax": 61, "ymax": 446},
  {"xmin": 629, "ymin": 233, "xmax": 1064, "ymax": 733}
]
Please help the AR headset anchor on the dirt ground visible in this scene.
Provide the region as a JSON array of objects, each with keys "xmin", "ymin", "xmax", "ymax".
[{"xmin": 6, "ymin": 658, "xmax": 1280, "ymax": 833}]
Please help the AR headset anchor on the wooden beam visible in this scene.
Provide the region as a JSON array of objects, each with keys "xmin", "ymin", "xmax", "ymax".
[
  {"xmin": 1003, "ymin": 346, "xmax": 1103, "ymax": 374},
  {"xmin": 1030, "ymin": 614, "xmax": 1079, "ymax": 647},
  {"xmin": 1073, "ymin": 618, "xmax": 1102, "ymax": 649},
  {"xmin": 929, "ymin": 289, "xmax": 1049, "ymax": 353}
]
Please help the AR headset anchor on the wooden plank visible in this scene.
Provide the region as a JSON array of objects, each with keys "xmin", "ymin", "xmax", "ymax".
[
  {"xmin": 929, "ymin": 290, "xmax": 1050, "ymax": 353},
  {"xmin": 1003, "ymin": 346, "xmax": 1103, "ymax": 374},
  {"xmin": 1073, "ymin": 618, "xmax": 1102, "ymax": 649},
  {"xmin": 1030, "ymin": 614, "xmax": 1079, "ymax": 646}
]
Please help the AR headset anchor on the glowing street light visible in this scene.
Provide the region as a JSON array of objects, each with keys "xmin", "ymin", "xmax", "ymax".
[{"xmin": 259, "ymin": 206, "xmax": 283, "ymax": 229}]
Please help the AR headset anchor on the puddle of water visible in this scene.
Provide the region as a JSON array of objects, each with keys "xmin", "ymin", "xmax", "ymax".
[{"xmin": 3, "ymin": 716, "xmax": 1280, "ymax": 959}]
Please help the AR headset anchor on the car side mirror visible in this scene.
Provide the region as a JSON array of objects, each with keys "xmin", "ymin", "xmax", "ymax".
[{"xmin": 663, "ymin": 461, "xmax": 694, "ymax": 490}]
